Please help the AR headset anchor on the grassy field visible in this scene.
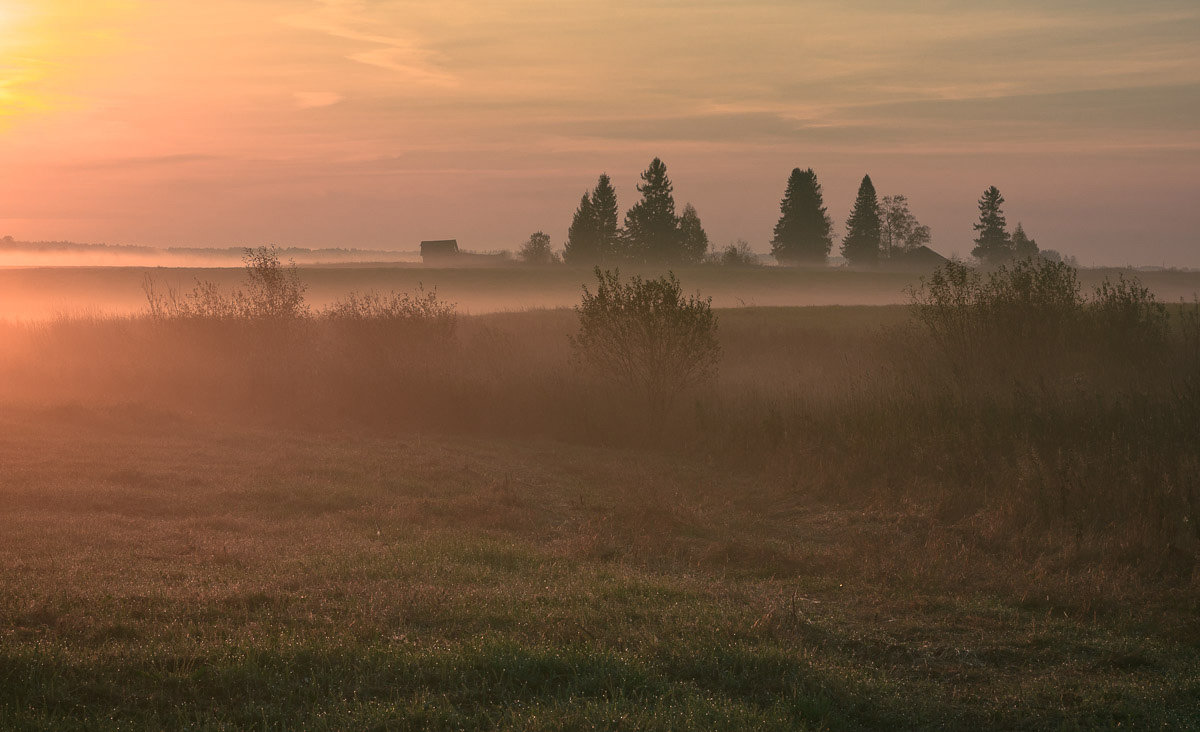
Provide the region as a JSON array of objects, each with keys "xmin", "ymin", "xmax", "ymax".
[
  {"xmin": 1, "ymin": 262, "xmax": 1198, "ymax": 729},
  {"xmin": 3, "ymin": 262, "xmax": 1200, "ymax": 319},
  {"xmin": 2, "ymin": 406, "xmax": 1197, "ymax": 730}
]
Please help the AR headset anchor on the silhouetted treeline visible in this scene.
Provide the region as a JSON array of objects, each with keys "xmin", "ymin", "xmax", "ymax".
[
  {"xmin": 0, "ymin": 236, "xmax": 417, "ymax": 263},
  {"xmin": 551, "ymin": 160, "xmax": 1078, "ymax": 269}
]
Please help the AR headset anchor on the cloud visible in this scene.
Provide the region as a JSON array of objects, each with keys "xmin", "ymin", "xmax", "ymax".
[
  {"xmin": 279, "ymin": 1, "xmax": 457, "ymax": 87},
  {"xmin": 293, "ymin": 91, "xmax": 343, "ymax": 109}
]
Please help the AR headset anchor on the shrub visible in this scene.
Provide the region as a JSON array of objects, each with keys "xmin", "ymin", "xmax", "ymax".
[
  {"xmin": 709, "ymin": 240, "xmax": 759, "ymax": 266},
  {"xmin": 570, "ymin": 268, "xmax": 720, "ymax": 421},
  {"xmin": 241, "ymin": 246, "xmax": 308, "ymax": 319},
  {"xmin": 907, "ymin": 259, "xmax": 985, "ymax": 364},
  {"xmin": 517, "ymin": 232, "xmax": 560, "ymax": 265},
  {"xmin": 982, "ymin": 256, "xmax": 1083, "ymax": 349},
  {"xmin": 145, "ymin": 247, "xmax": 307, "ymax": 319},
  {"xmin": 909, "ymin": 257, "xmax": 1088, "ymax": 378},
  {"xmin": 323, "ymin": 287, "xmax": 457, "ymax": 341},
  {"xmin": 1090, "ymin": 274, "xmax": 1168, "ymax": 353}
]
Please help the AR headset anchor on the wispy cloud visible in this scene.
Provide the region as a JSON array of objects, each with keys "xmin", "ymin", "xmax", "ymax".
[
  {"xmin": 279, "ymin": 0, "xmax": 457, "ymax": 87},
  {"xmin": 293, "ymin": 91, "xmax": 343, "ymax": 109}
]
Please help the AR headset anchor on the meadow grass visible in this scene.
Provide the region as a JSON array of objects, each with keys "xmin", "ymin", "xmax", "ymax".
[
  {"xmin": 0, "ymin": 408, "xmax": 1197, "ymax": 730},
  {"xmin": 0, "ymin": 271, "xmax": 1198, "ymax": 728}
]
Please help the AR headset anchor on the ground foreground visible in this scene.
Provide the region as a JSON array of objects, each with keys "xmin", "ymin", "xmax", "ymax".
[{"xmin": 1, "ymin": 407, "xmax": 1197, "ymax": 730}]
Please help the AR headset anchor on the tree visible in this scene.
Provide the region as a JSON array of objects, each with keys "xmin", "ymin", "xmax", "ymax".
[
  {"xmin": 570, "ymin": 268, "xmax": 720, "ymax": 424},
  {"xmin": 713, "ymin": 240, "xmax": 758, "ymax": 266},
  {"xmin": 624, "ymin": 158, "xmax": 680, "ymax": 264},
  {"xmin": 840, "ymin": 175, "xmax": 882, "ymax": 266},
  {"xmin": 770, "ymin": 168, "xmax": 832, "ymax": 264},
  {"xmin": 678, "ymin": 203, "xmax": 708, "ymax": 264},
  {"xmin": 972, "ymin": 186, "xmax": 1011, "ymax": 264},
  {"xmin": 518, "ymin": 231, "xmax": 559, "ymax": 265},
  {"xmin": 590, "ymin": 173, "xmax": 621, "ymax": 261},
  {"xmin": 1011, "ymin": 222, "xmax": 1039, "ymax": 259},
  {"xmin": 879, "ymin": 194, "xmax": 932, "ymax": 257},
  {"xmin": 564, "ymin": 193, "xmax": 599, "ymax": 264}
]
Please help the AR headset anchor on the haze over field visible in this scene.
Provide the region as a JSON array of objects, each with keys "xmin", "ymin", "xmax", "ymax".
[
  {"xmin": 3, "ymin": 4, "xmax": 1200, "ymax": 729},
  {"xmin": 0, "ymin": 1, "xmax": 1197, "ymax": 264}
]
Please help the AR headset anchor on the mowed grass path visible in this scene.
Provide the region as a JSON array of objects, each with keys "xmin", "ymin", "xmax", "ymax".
[{"xmin": 1, "ymin": 407, "xmax": 1197, "ymax": 730}]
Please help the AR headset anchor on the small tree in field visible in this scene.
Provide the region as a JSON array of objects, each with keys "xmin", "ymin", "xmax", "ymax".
[
  {"xmin": 841, "ymin": 174, "xmax": 882, "ymax": 266},
  {"xmin": 242, "ymin": 246, "xmax": 308, "ymax": 319},
  {"xmin": 144, "ymin": 246, "xmax": 307, "ymax": 319},
  {"xmin": 972, "ymin": 186, "xmax": 1012, "ymax": 264},
  {"xmin": 518, "ymin": 231, "xmax": 559, "ymax": 265},
  {"xmin": 570, "ymin": 268, "xmax": 720, "ymax": 422},
  {"xmin": 771, "ymin": 167, "xmax": 833, "ymax": 264}
]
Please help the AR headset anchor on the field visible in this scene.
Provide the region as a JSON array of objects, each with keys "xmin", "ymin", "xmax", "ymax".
[{"xmin": 1, "ymin": 263, "xmax": 1198, "ymax": 729}]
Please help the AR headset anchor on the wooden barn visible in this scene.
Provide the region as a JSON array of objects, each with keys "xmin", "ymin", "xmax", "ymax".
[{"xmin": 420, "ymin": 239, "xmax": 459, "ymax": 262}]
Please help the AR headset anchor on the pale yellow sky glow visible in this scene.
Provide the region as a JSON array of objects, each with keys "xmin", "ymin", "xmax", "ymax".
[{"xmin": 0, "ymin": 0, "xmax": 1197, "ymax": 263}]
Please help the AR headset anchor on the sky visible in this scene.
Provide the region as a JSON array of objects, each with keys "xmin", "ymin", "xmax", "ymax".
[{"xmin": 0, "ymin": 0, "xmax": 1197, "ymax": 265}]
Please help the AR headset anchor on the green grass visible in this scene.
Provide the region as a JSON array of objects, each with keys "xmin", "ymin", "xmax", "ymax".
[{"xmin": 1, "ymin": 407, "xmax": 1197, "ymax": 730}]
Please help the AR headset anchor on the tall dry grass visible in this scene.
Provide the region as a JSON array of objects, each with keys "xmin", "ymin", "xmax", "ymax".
[{"xmin": 0, "ymin": 260, "xmax": 1197, "ymax": 577}]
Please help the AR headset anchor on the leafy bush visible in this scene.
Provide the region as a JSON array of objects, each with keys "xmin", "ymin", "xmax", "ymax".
[
  {"xmin": 517, "ymin": 232, "xmax": 560, "ymax": 265},
  {"xmin": 570, "ymin": 268, "xmax": 720, "ymax": 420}
]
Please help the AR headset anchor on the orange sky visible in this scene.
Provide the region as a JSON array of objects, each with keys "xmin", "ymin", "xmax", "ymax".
[{"xmin": 0, "ymin": 0, "xmax": 1198, "ymax": 264}]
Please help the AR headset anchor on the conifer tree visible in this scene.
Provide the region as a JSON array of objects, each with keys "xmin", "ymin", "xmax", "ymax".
[
  {"xmin": 624, "ymin": 158, "xmax": 680, "ymax": 263},
  {"xmin": 678, "ymin": 203, "xmax": 709, "ymax": 264},
  {"xmin": 840, "ymin": 174, "xmax": 882, "ymax": 266},
  {"xmin": 971, "ymin": 186, "xmax": 1012, "ymax": 263},
  {"xmin": 1011, "ymin": 222, "xmax": 1039, "ymax": 259},
  {"xmin": 770, "ymin": 168, "xmax": 833, "ymax": 264},
  {"xmin": 590, "ymin": 173, "xmax": 621, "ymax": 261},
  {"xmin": 564, "ymin": 193, "xmax": 599, "ymax": 264}
]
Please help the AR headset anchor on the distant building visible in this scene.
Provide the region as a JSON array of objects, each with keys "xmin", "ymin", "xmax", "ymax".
[
  {"xmin": 420, "ymin": 239, "xmax": 459, "ymax": 262},
  {"xmin": 886, "ymin": 245, "xmax": 948, "ymax": 270}
]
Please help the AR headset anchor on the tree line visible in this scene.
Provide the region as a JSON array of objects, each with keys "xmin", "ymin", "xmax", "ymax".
[{"xmin": 518, "ymin": 158, "xmax": 1045, "ymax": 267}]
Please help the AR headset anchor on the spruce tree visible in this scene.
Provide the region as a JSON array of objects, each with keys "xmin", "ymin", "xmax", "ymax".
[
  {"xmin": 678, "ymin": 203, "xmax": 709, "ymax": 264},
  {"xmin": 1011, "ymin": 222, "xmax": 1039, "ymax": 259},
  {"xmin": 624, "ymin": 158, "xmax": 680, "ymax": 264},
  {"xmin": 840, "ymin": 174, "xmax": 882, "ymax": 266},
  {"xmin": 770, "ymin": 168, "xmax": 833, "ymax": 264},
  {"xmin": 564, "ymin": 193, "xmax": 599, "ymax": 264},
  {"xmin": 971, "ymin": 186, "xmax": 1012, "ymax": 264},
  {"xmin": 590, "ymin": 173, "xmax": 621, "ymax": 261}
]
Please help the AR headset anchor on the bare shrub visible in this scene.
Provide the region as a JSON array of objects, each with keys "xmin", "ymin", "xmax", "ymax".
[
  {"xmin": 570, "ymin": 268, "xmax": 719, "ymax": 422},
  {"xmin": 709, "ymin": 240, "xmax": 759, "ymax": 266},
  {"xmin": 907, "ymin": 259, "xmax": 985, "ymax": 366},
  {"xmin": 909, "ymin": 257, "xmax": 1087, "ymax": 375},
  {"xmin": 982, "ymin": 257, "xmax": 1083, "ymax": 348},
  {"xmin": 1091, "ymin": 274, "xmax": 1169, "ymax": 352},
  {"xmin": 323, "ymin": 287, "xmax": 457, "ymax": 340},
  {"xmin": 144, "ymin": 247, "xmax": 307, "ymax": 319},
  {"xmin": 241, "ymin": 247, "xmax": 308, "ymax": 319}
]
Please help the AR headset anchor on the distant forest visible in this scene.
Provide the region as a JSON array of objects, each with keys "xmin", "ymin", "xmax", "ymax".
[{"xmin": 0, "ymin": 237, "xmax": 417, "ymax": 264}]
